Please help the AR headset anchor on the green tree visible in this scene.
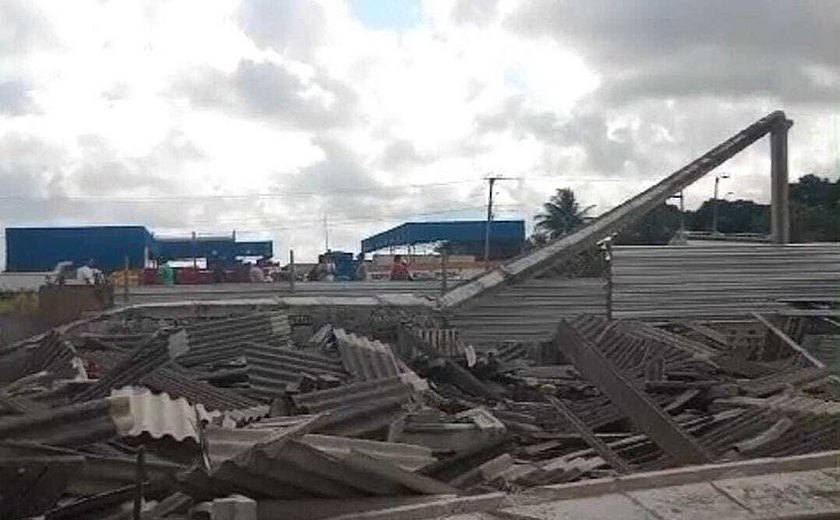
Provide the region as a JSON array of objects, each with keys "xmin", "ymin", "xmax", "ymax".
[
  {"xmin": 534, "ymin": 188, "xmax": 593, "ymax": 239},
  {"xmin": 790, "ymin": 174, "xmax": 840, "ymax": 242},
  {"xmin": 615, "ymin": 203, "xmax": 683, "ymax": 245}
]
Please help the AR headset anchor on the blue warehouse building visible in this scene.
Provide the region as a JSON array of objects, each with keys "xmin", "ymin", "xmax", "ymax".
[
  {"xmin": 361, "ymin": 220, "xmax": 525, "ymax": 260},
  {"xmin": 4, "ymin": 226, "xmax": 273, "ymax": 273}
]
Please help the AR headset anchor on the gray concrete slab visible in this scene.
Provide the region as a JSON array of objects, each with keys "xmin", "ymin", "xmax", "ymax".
[
  {"xmin": 629, "ymin": 482, "xmax": 753, "ymax": 520},
  {"xmin": 502, "ymin": 493, "xmax": 656, "ymax": 520},
  {"xmin": 712, "ymin": 469, "xmax": 840, "ymax": 517}
]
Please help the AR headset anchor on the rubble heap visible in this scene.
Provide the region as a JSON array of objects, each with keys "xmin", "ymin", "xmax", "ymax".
[{"xmin": 0, "ymin": 308, "xmax": 838, "ymax": 519}]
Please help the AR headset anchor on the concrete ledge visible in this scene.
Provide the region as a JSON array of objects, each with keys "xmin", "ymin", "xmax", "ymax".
[
  {"xmin": 518, "ymin": 450, "xmax": 840, "ymax": 504},
  {"xmin": 324, "ymin": 493, "xmax": 507, "ymax": 520}
]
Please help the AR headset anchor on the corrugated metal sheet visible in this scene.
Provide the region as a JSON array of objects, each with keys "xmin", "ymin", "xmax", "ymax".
[
  {"xmin": 448, "ymin": 278, "xmax": 607, "ymax": 346},
  {"xmin": 334, "ymin": 329, "xmax": 400, "ymax": 381},
  {"xmin": 611, "ymin": 244, "xmax": 840, "ymax": 320},
  {"xmin": 361, "ymin": 220, "xmax": 525, "ymax": 254},
  {"xmin": 121, "ymin": 281, "xmax": 442, "ymax": 306}
]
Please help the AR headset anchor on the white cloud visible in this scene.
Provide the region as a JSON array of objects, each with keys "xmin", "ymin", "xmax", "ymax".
[{"xmin": 0, "ymin": 0, "xmax": 838, "ymax": 265}]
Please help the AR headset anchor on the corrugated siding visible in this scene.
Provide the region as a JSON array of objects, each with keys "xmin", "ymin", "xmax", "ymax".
[
  {"xmin": 448, "ymin": 278, "xmax": 607, "ymax": 345},
  {"xmin": 5, "ymin": 226, "xmax": 152, "ymax": 272},
  {"xmin": 123, "ymin": 281, "xmax": 442, "ymax": 305},
  {"xmin": 611, "ymin": 244, "xmax": 840, "ymax": 320}
]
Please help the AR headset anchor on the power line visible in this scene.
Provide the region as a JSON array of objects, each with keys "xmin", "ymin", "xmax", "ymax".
[
  {"xmin": 0, "ymin": 179, "xmax": 481, "ymax": 202},
  {"xmin": 0, "ymin": 175, "xmax": 643, "ymax": 203}
]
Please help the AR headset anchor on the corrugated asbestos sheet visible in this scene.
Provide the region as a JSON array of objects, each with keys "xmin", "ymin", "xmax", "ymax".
[
  {"xmin": 0, "ymin": 389, "xmax": 209, "ymax": 446},
  {"xmin": 447, "ymin": 278, "xmax": 607, "ymax": 346},
  {"xmin": 0, "ymin": 442, "xmax": 86, "ymax": 519},
  {"xmin": 293, "ymin": 376, "xmax": 413, "ymax": 413},
  {"xmin": 611, "ymin": 244, "xmax": 840, "ymax": 320},
  {"xmin": 72, "ymin": 333, "xmax": 174, "ymax": 402},
  {"xmin": 185, "ymin": 422, "xmax": 451, "ymax": 499},
  {"xmin": 335, "ymin": 329, "xmax": 400, "ymax": 381},
  {"xmin": 139, "ymin": 366, "xmax": 266, "ymax": 412},
  {"xmin": 174, "ymin": 311, "xmax": 292, "ymax": 368},
  {"xmin": 0, "ymin": 331, "xmax": 81, "ymax": 384},
  {"xmin": 292, "ymin": 376, "xmax": 417, "ymax": 436},
  {"xmin": 205, "ymin": 428, "xmax": 435, "ymax": 471},
  {"xmin": 243, "ymin": 343, "xmax": 348, "ymax": 401}
]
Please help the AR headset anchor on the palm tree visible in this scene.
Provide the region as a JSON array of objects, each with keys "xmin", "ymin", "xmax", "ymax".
[{"xmin": 534, "ymin": 188, "xmax": 593, "ymax": 239}]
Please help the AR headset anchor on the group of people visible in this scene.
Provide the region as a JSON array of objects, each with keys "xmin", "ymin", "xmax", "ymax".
[
  {"xmin": 75, "ymin": 254, "xmax": 415, "ymax": 286},
  {"xmin": 307, "ymin": 254, "xmax": 413, "ymax": 282}
]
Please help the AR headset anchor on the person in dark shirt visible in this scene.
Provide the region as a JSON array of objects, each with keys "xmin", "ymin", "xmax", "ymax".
[{"xmin": 390, "ymin": 254, "xmax": 411, "ymax": 281}]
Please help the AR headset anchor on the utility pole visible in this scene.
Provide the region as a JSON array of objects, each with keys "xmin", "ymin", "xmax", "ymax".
[
  {"xmin": 323, "ymin": 213, "xmax": 330, "ymax": 251},
  {"xmin": 669, "ymin": 191, "xmax": 686, "ymax": 243},
  {"xmin": 483, "ymin": 175, "xmax": 517, "ymax": 269},
  {"xmin": 712, "ymin": 173, "xmax": 729, "ymax": 235}
]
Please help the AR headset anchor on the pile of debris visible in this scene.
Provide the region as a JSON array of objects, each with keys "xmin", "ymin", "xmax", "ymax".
[{"xmin": 1, "ymin": 308, "xmax": 838, "ymax": 519}]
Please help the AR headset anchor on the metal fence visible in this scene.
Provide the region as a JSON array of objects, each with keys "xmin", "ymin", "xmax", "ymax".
[
  {"xmin": 448, "ymin": 278, "xmax": 608, "ymax": 345},
  {"xmin": 118, "ymin": 281, "xmax": 442, "ymax": 306},
  {"xmin": 610, "ymin": 244, "xmax": 840, "ymax": 320}
]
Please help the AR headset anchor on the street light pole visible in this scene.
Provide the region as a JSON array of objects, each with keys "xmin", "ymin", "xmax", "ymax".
[{"xmin": 712, "ymin": 174, "xmax": 729, "ymax": 234}]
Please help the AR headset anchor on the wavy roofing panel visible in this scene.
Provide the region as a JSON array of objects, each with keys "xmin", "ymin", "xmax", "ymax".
[
  {"xmin": 140, "ymin": 366, "xmax": 263, "ymax": 412},
  {"xmin": 334, "ymin": 329, "xmax": 400, "ymax": 381}
]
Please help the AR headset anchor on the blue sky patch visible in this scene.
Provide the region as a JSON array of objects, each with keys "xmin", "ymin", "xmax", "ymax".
[{"xmin": 348, "ymin": 0, "xmax": 422, "ymax": 30}]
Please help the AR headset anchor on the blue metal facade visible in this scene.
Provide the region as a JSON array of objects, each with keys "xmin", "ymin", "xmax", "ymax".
[
  {"xmin": 361, "ymin": 220, "xmax": 525, "ymax": 255},
  {"xmin": 5, "ymin": 227, "xmax": 274, "ymax": 272},
  {"xmin": 155, "ymin": 238, "xmax": 272, "ymax": 263},
  {"xmin": 5, "ymin": 226, "xmax": 154, "ymax": 272}
]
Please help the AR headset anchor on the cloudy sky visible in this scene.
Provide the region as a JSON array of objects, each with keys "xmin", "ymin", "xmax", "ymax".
[{"xmin": 1, "ymin": 0, "xmax": 839, "ymax": 264}]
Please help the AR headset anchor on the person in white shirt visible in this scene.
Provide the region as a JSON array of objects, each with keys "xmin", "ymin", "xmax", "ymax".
[
  {"xmin": 76, "ymin": 259, "xmax": 96, "ymax": 284},
  {"xmin": 248, "ymin": 262, "xmax": 266, "ymax": 283}
]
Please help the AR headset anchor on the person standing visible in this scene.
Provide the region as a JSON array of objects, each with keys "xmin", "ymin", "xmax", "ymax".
[
  {"xmin": 76, "ymin": 259, "xmax": 96, "ymax": 284},
  {"xmin": 354, "ymin": 253, "xmax": 367, "ymax": 281},
  {"xmin": 249, "ymin": 262, "xmax": 266, "ymax": 283},
  {"xmin": 389, "ymin": 254, "xmax": 411, "ymax": 281},
  {"xmin": 159, "ymin": 261, "xmax": 175, "ymax": 286}
]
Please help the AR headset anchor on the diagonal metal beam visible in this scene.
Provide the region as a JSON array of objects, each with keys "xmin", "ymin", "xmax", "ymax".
[{"xmin": 553, "ymin": 320, "xmax": 712, "ymax": 465}]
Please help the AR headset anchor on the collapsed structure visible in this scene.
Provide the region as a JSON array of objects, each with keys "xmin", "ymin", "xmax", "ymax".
[{"xmin": 2, "ymin": 111, "xmax": 839, "ymax": 520}]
